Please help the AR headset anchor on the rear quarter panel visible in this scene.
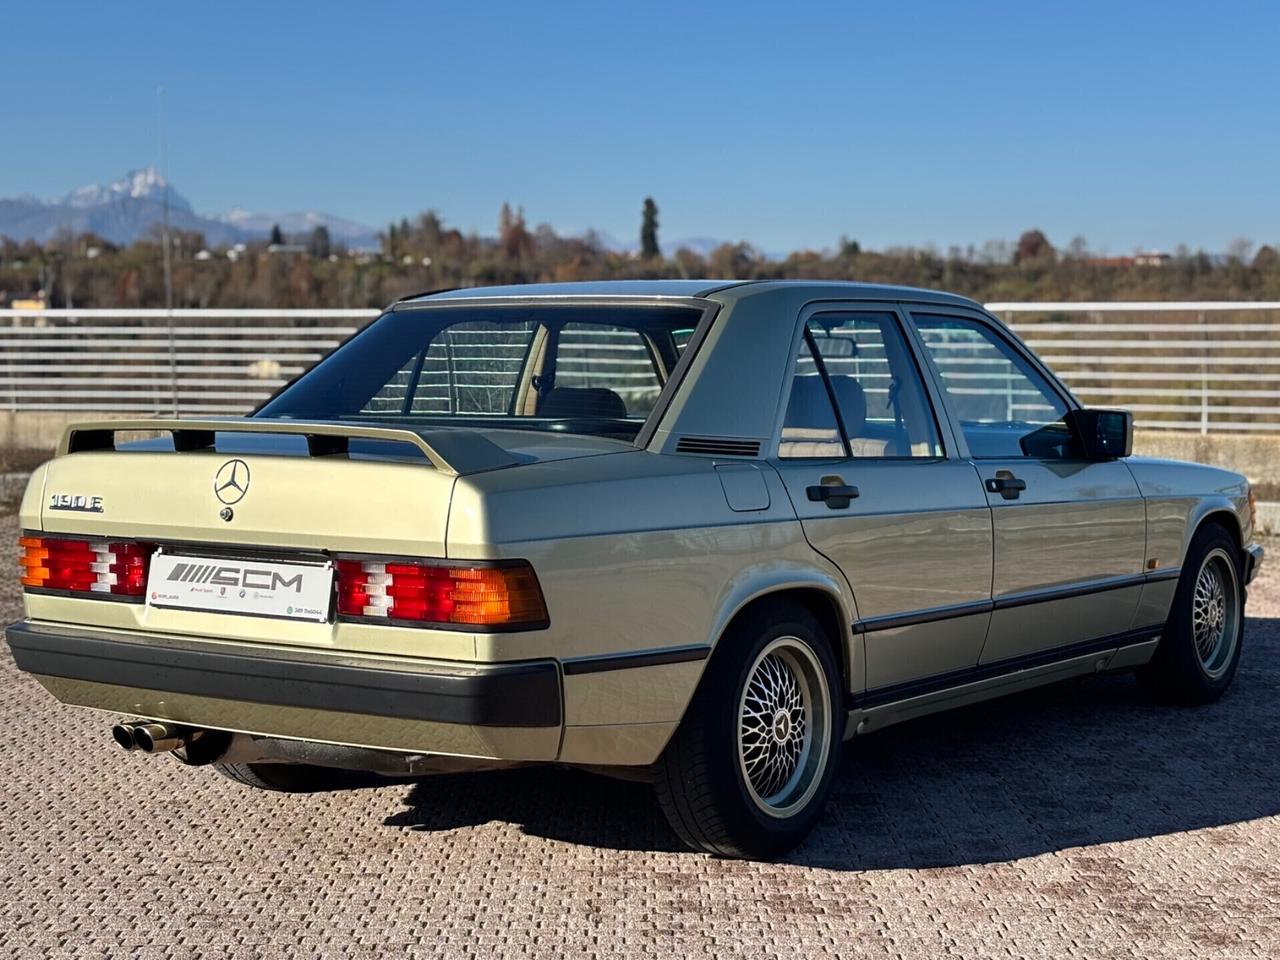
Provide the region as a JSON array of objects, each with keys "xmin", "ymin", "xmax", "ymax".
[{"xmin": 449, "ymin": 451, "xmax": 857, "ymax": 730}]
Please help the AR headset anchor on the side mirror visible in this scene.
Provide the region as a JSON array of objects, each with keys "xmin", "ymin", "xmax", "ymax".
[{"xmin": 1066, "ymin": 408, "xmax": 1132, "ymax": 460}]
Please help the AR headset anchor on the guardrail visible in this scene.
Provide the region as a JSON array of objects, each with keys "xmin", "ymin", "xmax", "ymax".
[{"xmin": 2, "ymin": 302, "xmax": 1279, "ymax": 433}]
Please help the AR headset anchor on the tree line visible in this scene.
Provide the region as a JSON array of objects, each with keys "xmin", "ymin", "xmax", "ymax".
[{"xmin": 2, "ymin": 199, "xmax": 1278, "ymax": 309}]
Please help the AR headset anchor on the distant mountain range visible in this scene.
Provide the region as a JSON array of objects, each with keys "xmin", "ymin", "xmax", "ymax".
[
  {"xmin": 0, "ymin": 168, "xmax": 381, "ymax": 249},
  {"xmin": 0, "ymin": 168, "xmax": 739, "ymax": 258}
]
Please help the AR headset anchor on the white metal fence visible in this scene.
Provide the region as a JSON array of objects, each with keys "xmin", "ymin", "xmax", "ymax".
[
  {"xmin": 3, "ymin": 302, "xmax": 1279, "ymax": 434},
  {"xmin": 987, "ymin": 302, "xmax": 1280, "ymax": 434}
]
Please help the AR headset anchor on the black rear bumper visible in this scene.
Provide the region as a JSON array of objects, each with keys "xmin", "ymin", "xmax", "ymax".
[{"xmin": 4, "ymin": 620, "xmax": 562, "ymax": 728}]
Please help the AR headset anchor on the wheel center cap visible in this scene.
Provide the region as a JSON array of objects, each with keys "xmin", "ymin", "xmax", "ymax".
[{"xmin": 772, "ymin": 709, "xmax": 791, "ymax": 743}]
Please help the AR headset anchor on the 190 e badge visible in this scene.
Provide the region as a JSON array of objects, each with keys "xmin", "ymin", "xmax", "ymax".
[{"xmin": 49, "ymin": 493, "xmax": 104, "ymax": 513}]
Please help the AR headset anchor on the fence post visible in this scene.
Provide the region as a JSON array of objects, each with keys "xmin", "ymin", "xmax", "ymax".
[
  {"xmin": 167, "ymin": 307, "xmax": 180, "ymax": 418},
  {"xmin": 1199, "ymin": 311, "xmax": 1208, "ymax": 436}
]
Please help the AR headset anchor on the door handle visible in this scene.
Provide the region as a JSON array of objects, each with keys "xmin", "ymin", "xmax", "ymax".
[
  {"xmin": 806, "ymin": 475, "xmax": 859, "ymax": 509},
  {"xmin": 985, "ymin": 471, "xmax": 1027, "ymax": 500}
]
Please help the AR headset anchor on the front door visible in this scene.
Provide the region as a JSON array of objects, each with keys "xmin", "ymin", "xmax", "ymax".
[
  {"xmin": 909, "ymin": 310, "xmax": 1146, "ymax": 667},
  {"xmin": 769, "ymin": 307, "xmax": 994, "ymax": 700}
]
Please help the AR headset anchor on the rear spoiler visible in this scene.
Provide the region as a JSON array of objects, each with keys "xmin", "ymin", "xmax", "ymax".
[{"xmin": 56, "ymin": 418, "xmax": 519, "ymax": 477}]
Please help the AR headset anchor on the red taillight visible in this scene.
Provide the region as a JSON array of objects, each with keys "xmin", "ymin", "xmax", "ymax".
[
  {"xmin": 336, "ymin": 558, "xmax": 548, "ymax": 629},
  {"xmin": 19, "ymin": 535, "xmax": 153, "ymax": 598}
]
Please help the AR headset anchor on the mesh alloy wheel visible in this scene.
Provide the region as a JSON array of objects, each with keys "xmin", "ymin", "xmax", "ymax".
[
  {"xmin": 1192, "ymin": 547, "xmax": 1241, "ymax": 679},
  {"xmin": 736, "ymin": 636, "xmax": 833, "ymax": 818}
]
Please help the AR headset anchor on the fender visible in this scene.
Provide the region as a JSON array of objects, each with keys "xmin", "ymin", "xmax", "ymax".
[
  {"xmin": 1183, "ymin": 494, "xmax": 1251, "ymax": 557},
  {"xmin": 703, "ymin": 553, "xmax": 863, "ymax": 696}
]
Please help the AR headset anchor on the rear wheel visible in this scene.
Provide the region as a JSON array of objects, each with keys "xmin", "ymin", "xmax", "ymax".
[
  {"xmin": 653, "ymin": 602, "xmax": 843, "ymax": 859},
  {"xmin": 1139, "ymin": 525, "xmax": 1244, "ymax": 705},
  {"xmin": 213, "ymin": 761, "xmax": 355, "ymax": 793}
]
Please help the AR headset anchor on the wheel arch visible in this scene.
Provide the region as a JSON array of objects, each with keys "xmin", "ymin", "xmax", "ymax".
[
  {"xmin": 1189, "ymin": 503, "xmax": 1246, "ymax": 566},
  {"xmin": 704, "ymin": 571, "xmax": 860, "ymax": 698}
]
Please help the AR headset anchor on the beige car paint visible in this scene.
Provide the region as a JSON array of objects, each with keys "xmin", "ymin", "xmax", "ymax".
[
  {"xmin": 774, "ymin": 459, "xmax": 994, "ymax": 689},
  {"xmin": 8, "ymin": 281, "xmax": 1263, "ymax": 771},
  {"xmin": 982, "ymin": 482, "xmax": 1147, "ymax": 663}
]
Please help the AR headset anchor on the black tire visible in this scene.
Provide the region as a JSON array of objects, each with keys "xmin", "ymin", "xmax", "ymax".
[
  {"xmin": 653, "ymin": 600, "xmax": 843, "ymax": 859},
  {"xmin": 1138, "ymin": 524, "xmax": 1245, "ymax": 706},
  {"xmin": 213, "ymin": 761, "xmax": 354, "ymax": 793}
]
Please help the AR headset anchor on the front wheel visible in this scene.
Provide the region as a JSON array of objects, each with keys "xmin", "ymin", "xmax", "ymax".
[
  {"xmin": 653, "ymin": 602, "xmax": 843, "ymax": 859},
  {"xmin": 1139, "ymin": 525, "xmax": 1245, "ymax": 705}
]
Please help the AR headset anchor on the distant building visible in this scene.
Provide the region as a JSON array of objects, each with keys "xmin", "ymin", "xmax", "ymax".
[
  {"xmin": 6, "ymin": 293, "xmax": 47, "ymax": 311},
  {"xmin": 1, "ymin": 291, "xmax": 48, "ymax": 327},
  {"xmin": 1083, "ymin": 250, "xmax": 1172, "ymax": 268}
]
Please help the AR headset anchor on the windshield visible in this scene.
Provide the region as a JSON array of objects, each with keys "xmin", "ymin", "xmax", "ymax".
[{"xmin": 255, "ymin": 303, "xmax": 707, "ymax": 439}]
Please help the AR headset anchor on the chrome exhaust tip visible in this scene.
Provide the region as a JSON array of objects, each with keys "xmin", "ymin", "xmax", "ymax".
[
  {"xmin": 132, "ymin": 722, "xmax": 185, "ymax": 754},
  {"xmin": 111, "ymin": 722, "xmax": 141, "ymax": 751}
]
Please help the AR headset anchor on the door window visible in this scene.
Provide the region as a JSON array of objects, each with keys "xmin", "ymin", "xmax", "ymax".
[
  {"xmin": 913, "ymin": 315, "xmax": 1074, "ymax": 459},
  {"xmin": 780, "ymin": 312, "xmax": 943, "ymax": 459}
]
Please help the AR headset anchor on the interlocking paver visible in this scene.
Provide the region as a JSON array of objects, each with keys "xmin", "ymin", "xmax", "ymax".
[{"xmin": 0, "ymin": 511, "xmax": 1276, "ymax": 959}]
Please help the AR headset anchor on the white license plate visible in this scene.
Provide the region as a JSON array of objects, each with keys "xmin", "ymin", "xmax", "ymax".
[{"xmin": 146, "ymin": 551, "xmax": 334, "ymax": 623}]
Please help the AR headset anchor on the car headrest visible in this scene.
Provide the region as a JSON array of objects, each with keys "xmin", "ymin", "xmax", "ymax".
[
  {"xmin": 538, "ymin": 386, "xmax": 627, "ymax": 419},
  {"xmin": 828, "ymin": 375, "xmax": 866, "ymax": 434},
  {"xmin": 784, "ymin": 375, "xmax": 865, "ymax": 434}
]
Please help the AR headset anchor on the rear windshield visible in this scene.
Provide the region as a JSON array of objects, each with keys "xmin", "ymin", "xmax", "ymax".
[{"xmin": 255, "ymin": 304, "xmax": 707, "ymax": 439}]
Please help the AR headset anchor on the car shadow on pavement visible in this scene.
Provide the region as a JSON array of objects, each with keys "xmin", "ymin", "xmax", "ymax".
[{"xmin": 384, "ymin": 616, "xmax": 1280, "ymax": 869}]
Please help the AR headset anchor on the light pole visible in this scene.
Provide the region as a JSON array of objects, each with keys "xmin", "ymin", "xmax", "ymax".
[{"xmin": 158, "ymin": 87, "xmax": 178, "ymax": 416}]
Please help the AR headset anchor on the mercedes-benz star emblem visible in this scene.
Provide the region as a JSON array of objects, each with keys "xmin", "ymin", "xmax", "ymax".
[{"xmin": 213, "ymin": 459, "xmax": 251, "ymax": 505}]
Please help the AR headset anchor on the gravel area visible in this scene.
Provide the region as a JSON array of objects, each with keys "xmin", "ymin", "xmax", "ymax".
[{"xmin": 0, "ymin": 512, "xmax": 1277, "ymax": 959}]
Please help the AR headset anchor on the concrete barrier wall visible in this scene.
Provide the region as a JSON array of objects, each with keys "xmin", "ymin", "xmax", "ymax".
[
  {"xmin": 2, "ymin": 412, "xmax": 1277, "ymax": 478},
  {"xmin": 0, "ymin": 411, "xmax": 134, "ymax": 455},
  {"xmin": 1, "ymin": 413, "xmax": 1277, "ymax": 526},
  {"xmin": 1132, "ymin": 431, "xmax": 1280, "ymax": 496}
]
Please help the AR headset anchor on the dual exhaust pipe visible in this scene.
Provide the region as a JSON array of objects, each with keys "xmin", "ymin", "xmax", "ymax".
[
  {"xmin": 112, "ymin": 720, "xmax": 187, "ymax": 754},
  {"xmin": 111, "ymin": 720, "xmax": 231, "ymax": 764}
]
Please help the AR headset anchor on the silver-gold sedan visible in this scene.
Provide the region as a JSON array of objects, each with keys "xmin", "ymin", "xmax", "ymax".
[{"xmin": 6, "ymin": 280, "xmax": 1264, "ymax": 859}]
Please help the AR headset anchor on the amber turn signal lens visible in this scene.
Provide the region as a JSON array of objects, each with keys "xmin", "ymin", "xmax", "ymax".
[
  {"xmin": 336, "ymin": 558, "xmax": 548, "ymax": 629},
  {"xmin": 18, "ymin": 535, "xmax": 153, "ymax": 597}
]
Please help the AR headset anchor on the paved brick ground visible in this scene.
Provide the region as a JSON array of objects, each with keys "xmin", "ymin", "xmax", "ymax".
[{"xmin": 1, "ymin": 511, "xmax": 1277, "ymax": 959}]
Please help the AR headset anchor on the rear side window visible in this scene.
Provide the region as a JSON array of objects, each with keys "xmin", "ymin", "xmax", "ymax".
[{"xmin": 780, "ymin": 312, "xmax": 943, "ymax": 459}]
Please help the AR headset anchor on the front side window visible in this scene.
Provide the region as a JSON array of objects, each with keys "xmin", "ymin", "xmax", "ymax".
[
  {"xmin": 256, "ymin": 304, "xmax": 701, "ymax": 439},
  {"xmin": 913, "ymin": 314, "xmax": 1073, "ymax": 459},
  {"xmin": 779, "ymin": 311, "xmax": 943, "ymax": 459}
]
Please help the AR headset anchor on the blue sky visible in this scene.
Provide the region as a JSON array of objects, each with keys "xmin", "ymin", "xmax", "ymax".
[{"xmin": 5, "ymin": 1, "xmax": 1278, "ymax": 254}]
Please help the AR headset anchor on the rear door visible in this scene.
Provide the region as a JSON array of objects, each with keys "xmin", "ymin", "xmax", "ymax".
[
  {"xmin": 908, "ymin": 309, "xmax": 1146, "ymax": 666},
  {"xmin": 769, "ymin": 304, "xmax": 994, "ymax": 700}
]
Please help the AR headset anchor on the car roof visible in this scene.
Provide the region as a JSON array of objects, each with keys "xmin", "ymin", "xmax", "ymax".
[{"xmin": 398, "ymin": 279, "xmax": 982, "ymax": 308}]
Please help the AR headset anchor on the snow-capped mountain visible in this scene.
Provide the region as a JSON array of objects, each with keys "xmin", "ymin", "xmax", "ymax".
[
  {"xmin": 62, "ymin": 167, "xmax": 191, "ymax": 211},
  {"xmin": 0, "ymin": 168, "xmax": 379, "ymax": 248}
]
